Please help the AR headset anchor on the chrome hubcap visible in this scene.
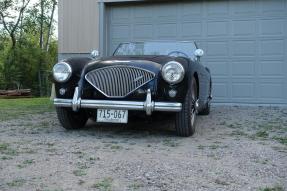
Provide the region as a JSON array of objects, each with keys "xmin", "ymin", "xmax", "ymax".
[{"xmin": 191, "ymin": 98, "xmax": 199, "ymax": 126}]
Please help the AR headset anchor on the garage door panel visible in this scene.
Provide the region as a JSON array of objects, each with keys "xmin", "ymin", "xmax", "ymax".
[
  {"xmin": 213, "ymin": 82, "xmax": 229, "ymax": 100},
  {"xmin": 110, "ymin": 7, "xmax": 130, "ymax": 23},
  {"xmin": 260, "ymin": 0, "xmax": 286, "ymax": 16},
  {"xmin": 133, "ymin": 24, "xmax": 153, "ymax": 39},
  {"xmin": 232, "ymin": 40, "xmax": 256, "ymax": 56},
  {"xmin": 110, "ymin": 25, "xmax": 130, "ymax": 40},
  {"xmin": 132, "ymin": 6, "xmax": 152, "ymax": 21},
  {"xmin": 232, "ymin": 83, "xmax": 255, "ymax": 99},
  {"xmin": 232, "ymin": 61, "xmax": 255, "ymax": 77},
  {"xmin": 231, "ymin": 0, "xmax": 257, "ymax": 17},
  {"xmin": 108, "ymin": 0, "xmax": 287, "ymax": 104},
  {"xmin": 207, "ymin": 21, "xmax": 229, "ymax": 37},
  {"xmin": 206, "ymin": 61, "xmax": 229, "ymax": 77},
  {"xmin": 206, "ymin": 41, "xmax": 229, "ymax": 57},
  {"xmin": 181, "ymin": 22, "xmax": 202, "ymax": 38},
  {"xmin": 259, "ymin": 83, "xmax": 284, "ymax": 100},
  {"xmin": 260, "ymin": 39, "xmax": 285, "ymax": 56},
  {"xmin": 155, "ymin": 4, "xmax": 177, "ymax": 22},
  {"xmin": 232, "ymin": 20, "xmax": 256, "ymax": 36},
  {"xmin": 206, "ymin": 1, "xmax": 229, "ymax": 17},
  {"xmin": 156, "ymin": 23, "xmax": 177, "ymax": 39},
  {"xmin": 260, "ymin": 60, "xmax": 284, "ymax": 76},
  {"xmin": 181, "ymin": 2, "xmax": 203, "ymax": 18},
  {"xmin": 260, "ymin": 19, "xmax": 285, "ymax": 36}
]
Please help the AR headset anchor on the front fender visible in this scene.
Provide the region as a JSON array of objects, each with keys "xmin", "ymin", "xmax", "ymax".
[{"xmin": 53, "ymin": 57, "xmax": 93, "ymax": 98}]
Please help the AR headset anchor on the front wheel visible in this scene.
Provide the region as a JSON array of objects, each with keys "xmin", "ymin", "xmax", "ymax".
[
  {"xmin": 175, "ymin": 77, "xmax": 198, "ymax": 137},
  {"xmin": 56, "ymin": 107, "xmax": 88, "ymax": 130},
  {"xmin": 199, "ymin": 80, "xmax": 212, "ymax": 115}
]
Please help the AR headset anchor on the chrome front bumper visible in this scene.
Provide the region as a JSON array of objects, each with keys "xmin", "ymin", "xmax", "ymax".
[{"xmin": 53, "ymin": 88, "xmax": 182, "ymax": 115}]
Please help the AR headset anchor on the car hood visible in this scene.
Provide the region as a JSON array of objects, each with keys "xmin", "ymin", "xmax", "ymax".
[{"xmin": 85, "ymin": 55, "xmax": 189, "ymax": 74}]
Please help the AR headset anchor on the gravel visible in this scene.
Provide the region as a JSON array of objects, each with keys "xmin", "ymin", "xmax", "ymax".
[{"xmin": 0, "ymin": 106, "xmax": 286, "ymax": 191}]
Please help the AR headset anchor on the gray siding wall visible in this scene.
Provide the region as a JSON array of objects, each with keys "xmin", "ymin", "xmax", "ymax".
[
  {"xmin": 58, "ymin": 0, "xmax": 141, "ymax": 54},
  {"xmin": 58, "ymin": 0, "xmax": 100, "ymax": 53}
]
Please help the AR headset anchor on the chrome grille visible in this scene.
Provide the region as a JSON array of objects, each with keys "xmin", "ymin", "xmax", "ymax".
[{"xmin": 85, "ymin": 66, "xmax": 155, "ymax": 98}]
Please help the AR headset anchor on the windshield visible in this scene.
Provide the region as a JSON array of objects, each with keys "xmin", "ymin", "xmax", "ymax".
[{"xmin": 113, "ymin": 41, "xmax": 197, "ymax": 59}]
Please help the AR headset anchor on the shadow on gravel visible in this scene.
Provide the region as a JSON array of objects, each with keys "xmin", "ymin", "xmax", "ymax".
[{"xmin": 78, "ymin": 114, "xmax": 177, "ymax": 138}]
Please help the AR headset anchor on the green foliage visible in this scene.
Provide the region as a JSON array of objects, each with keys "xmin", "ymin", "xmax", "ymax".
[
  {"xmin": 92, "ymin": 178, "xmax": 113, "ymax": 191},
  {"xmin": 0, "ymin": 0, "xmax": 58, "ymax": 96},
  {"xmin": 259, "ymin": 186, "xmax": 284, "ymax": 191},
  {"xmin": 1, "ymin": 42, "xmax": 57, "ymax": 94}
]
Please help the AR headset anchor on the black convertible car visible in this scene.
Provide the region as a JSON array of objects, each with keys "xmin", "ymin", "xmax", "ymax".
[{"xmin": 52, "ymin": 41, "xmax": 212, "ymax": 137}]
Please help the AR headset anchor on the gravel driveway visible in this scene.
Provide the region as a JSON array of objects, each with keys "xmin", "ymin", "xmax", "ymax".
[{"xmin": 0, "ymin": 106, "xmax": 286, "ymax": 191}]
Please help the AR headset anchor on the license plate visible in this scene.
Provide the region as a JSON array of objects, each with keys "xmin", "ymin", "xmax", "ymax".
[{"xmin": 97, "ymin": 109, "xmax": 128, "ymax": 124}]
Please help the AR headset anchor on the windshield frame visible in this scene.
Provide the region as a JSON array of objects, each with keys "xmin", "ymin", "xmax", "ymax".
[{"xmin": 112, "ymin": 41, "xmax": 198, "ymax": 59}]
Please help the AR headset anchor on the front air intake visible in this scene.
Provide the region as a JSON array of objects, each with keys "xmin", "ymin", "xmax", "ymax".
[{"xmin": 85, "ymin": 66, "xmax": 155, "ymax": 98}]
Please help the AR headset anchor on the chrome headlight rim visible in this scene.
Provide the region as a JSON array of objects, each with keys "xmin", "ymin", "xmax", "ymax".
[
  {"xmin": 52, "ymin": 62, "xmax": 72, "ymax": 83},
  {"xmin": 161, "ymin": 61, "xmax": 185, "ymax": 84}
]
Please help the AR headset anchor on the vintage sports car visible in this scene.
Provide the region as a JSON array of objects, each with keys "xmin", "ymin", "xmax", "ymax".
[{"xmin": 52, "ymin": 41, "xmax": 212, "ymax": 137}]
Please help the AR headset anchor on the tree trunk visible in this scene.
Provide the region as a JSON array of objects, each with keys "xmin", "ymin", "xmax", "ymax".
[
  {"xmin": 39, "ymin": 0, "xmax": 44, "ymax": 49},
  {"xmin": 45, "ymin": 0, "xmax": 57, "ymax": 52}
]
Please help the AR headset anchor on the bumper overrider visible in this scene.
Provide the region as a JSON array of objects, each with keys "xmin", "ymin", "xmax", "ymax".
[{"xmin": 53, "ymin": 87, "xmax": 182, "ymax": 115}]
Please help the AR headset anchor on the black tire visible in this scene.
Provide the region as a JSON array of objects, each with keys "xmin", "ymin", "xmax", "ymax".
[
  {"xmin": 199, "ymin": 102, "xmax": 210, "ymax": 115},
  {"xmin": 56, "ymin": 107, "xmax": 88, "ymax": 130},
  {"xmin": 175, "ymin": 77, "xmax": 198, "ymax": 137},
  {"xmin": 199, "ymin": 80, "xmax": 212, "ymax": 115}
]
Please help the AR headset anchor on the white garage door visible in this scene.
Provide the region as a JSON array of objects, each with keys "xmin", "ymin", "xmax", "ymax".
[{"xmin": 107, "ymin": 0, "xmax": 287, "ymax": 105}]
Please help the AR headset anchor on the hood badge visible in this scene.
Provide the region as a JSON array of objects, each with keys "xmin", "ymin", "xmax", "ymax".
[{"xmin": 134, "ymin": 76, "xmax": 144, "ymax": 82}]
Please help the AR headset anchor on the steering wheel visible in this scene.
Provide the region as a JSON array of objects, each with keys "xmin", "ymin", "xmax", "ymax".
[{"xmin": 168, "ymin": 51, "xmax": 189, "ymax": 58}]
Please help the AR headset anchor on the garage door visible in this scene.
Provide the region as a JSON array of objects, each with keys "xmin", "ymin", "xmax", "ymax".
[{"xmin": 107, "ymin": 0, "xmax": 287, "ymax": 105}]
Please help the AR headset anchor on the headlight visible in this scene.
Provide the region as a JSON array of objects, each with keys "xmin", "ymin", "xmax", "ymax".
[
  {"xmin": 161, "ymin": 61, "xmax": 185, "ymax": 84},
  {"xmin": 52, "ymin": 62, "xmax": 72, "ymax": 82}
]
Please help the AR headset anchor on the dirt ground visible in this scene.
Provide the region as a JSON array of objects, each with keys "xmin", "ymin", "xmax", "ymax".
[{"xmin": 0, "ymin": 106, "xmax": 286, "ymax": 191}]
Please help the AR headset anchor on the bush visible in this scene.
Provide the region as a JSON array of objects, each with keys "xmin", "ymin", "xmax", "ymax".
[{"xmin": 0, "ymin": 40, "xmax": 57, "ymax": 96}]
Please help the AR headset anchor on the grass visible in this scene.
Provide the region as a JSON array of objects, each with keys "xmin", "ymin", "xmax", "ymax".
[
  {"xmin": 230, "ymin": 130, "xmax": 249, "ymax": 137},
  {"xmin": 215, "ymin": 178, "xmax": 229, "ymax": 186},
  {"xmin": 77, "ymin": 162, "xmax": 90, "ymax": 170},
  {"xmin": 0, "ymin": 98, "xmax": 54, "ymax": 121},
  {"xmin": 162, "ymin": 139, "xmax": 180, "ymax": 147},
  {"xmin": 7, "ymin": 178, "xmax": 26, "ymax": 187},
  {"xmin": 273, "ymin": 136, "xmax": 287, "ymax": 146},
  {"xmin": 110, "ymin": 145, "xmax": 123, "ymax": 150},
  {"xmin": 0, "ymin": 143, "xmax": 18, "ymax": 156},
  {"xmin": 17, "ymin": 159, "xmax": 35, "ymax": 169},
  {"xmin": 197, "ymin": 144, "xmax": 228, "ymax": 150},
  {"xmin": 73, "ymin": 169, "xmax": 87, "ymax": 177},
  {"xmin": 128, "ymin": 182, "xmax": 143, "ymax": 190},
  {"xmin": 1, "ymin": 156, "xmax": 13, "ymax": 160},
  {"xmin": 0, "ymin": 143, "xmax": 9, "ymax": 151},
  {"xmin": 92, "ymin": 178, "xmax": 113, "ymax": 191},
  {"xmin": 259, "ymin": 185, "xmax": 284, "ymax": 191},
  {"xmin": 255, "ymin": 131, "xmax": 269, "ymax": 138}
]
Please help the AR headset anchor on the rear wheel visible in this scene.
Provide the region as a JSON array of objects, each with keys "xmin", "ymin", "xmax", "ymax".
[
  {"xmin": 175, "ymin": 77, "xmax": 198, "ymax": 137},
  {"xmin": 56, "ymin": 107, "xmax": 88, "ymax": 130}
]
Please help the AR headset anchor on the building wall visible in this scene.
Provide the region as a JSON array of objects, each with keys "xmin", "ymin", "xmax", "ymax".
[
  {"xmin": 58, "ymin": 0, "xmax": 142, "ymax": 54},
  {"xmin": 58, "ymin": 0, "xmax": 100, "ymax": 54}
]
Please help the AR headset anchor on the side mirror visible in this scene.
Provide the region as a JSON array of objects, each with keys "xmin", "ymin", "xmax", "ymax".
[
  {"xmin": 194, "ymin": 49, "xmax": 204, "ymax": 57},
  {"xmin": 91, "ymin": 50, "xmax": 100, "ymax": 59}
]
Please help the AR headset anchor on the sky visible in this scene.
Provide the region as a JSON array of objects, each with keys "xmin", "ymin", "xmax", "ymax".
[
  {"xmin": 0, "ymin": 0, "xmax": 58, "ymax": 37},
  {"xmin": 30, "ymin": 0, "xmax": 59, "ymax": 35}
]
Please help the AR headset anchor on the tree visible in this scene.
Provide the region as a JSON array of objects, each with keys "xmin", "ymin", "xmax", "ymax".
[
  {"xmin": 0, "ymin": 0, "xmax": 31, "ymax": 48},
  {"xmin": 45, "ymin": 0, "xmax": 56, "ymax": 51},
  {"xmin": 0, "ymin": 0, "xmax": 58, "ymax": 95}
]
